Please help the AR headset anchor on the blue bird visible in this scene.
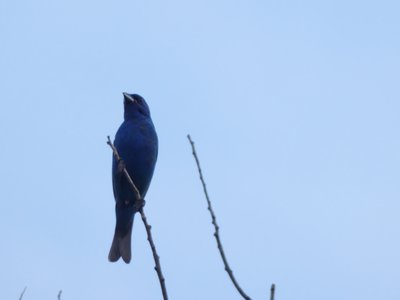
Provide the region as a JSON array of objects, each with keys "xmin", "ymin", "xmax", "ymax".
[{"xmin": 109, "ymin": 93, "xmax": 158, "ymax": 263}]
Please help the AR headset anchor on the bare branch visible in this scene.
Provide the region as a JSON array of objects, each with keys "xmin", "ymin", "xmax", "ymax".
[
  {"xmin": 139, "ymin": 207, "xmax": 167, "ymax": 299},
  {"xmin": 58, "ymin": 290, "xmax": 62, "ymax": 300},
  {"xmin": 106, "ymin": 136, "xmax": 141, "ymax": 200},
  {"xmin": 19, "ymin": 287, "xmax": 27, "ymax": 300},
  {"xmin": 187, "ymin": 134, "xmax": 252, "ymax": 300},
  {"xmin": 107, "ymin": 136, "xmax": 168, "ymax": 300},
  {"xmin": 270, "ymin": 284, "xmax": 275, "ymax": 300}
]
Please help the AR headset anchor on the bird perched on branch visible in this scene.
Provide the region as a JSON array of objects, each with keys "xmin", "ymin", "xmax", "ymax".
[{"xmin": 109, "ymin": 93, "xmax": 158, "ymax": 263}]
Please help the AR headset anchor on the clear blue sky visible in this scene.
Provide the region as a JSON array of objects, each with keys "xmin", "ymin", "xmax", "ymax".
[{"xmin": 1, "ymin": 0, "xmax": 399, "ymax": 299}]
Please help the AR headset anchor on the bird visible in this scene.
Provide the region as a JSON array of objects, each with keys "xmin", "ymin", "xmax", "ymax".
[{"xmin": 108, "ymin": 92, "xmax": 158, "ymax": 263}]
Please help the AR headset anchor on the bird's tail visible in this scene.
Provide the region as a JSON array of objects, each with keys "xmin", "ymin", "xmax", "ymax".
[{"xmin": 108, "ymin": 220, "xmax": 133, "ymax": 264}]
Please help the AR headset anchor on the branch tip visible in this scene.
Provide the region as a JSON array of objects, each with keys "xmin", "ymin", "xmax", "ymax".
[
  {"xmin": 19, "ymin": 287, "xmax": 27, "ymax": 300},
  {"xmin": 270, "ymin": 283, "xmax": 276, "ymax": 300}
]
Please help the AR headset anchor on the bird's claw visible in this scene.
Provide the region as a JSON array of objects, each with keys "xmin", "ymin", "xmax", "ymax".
[{"xmin": 134, "ymin": 198, "xmax": 146, "ymax": 211}]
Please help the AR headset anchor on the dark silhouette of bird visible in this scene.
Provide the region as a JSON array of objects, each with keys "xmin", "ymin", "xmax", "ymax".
[{"xmin": 108, "ymin": 93, "xmax": 158, "ymax": 263}]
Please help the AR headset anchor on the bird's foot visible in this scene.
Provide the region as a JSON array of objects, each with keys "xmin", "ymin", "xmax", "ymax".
[{"xmin": 134, "ymin": 198, "xmax": 146, "ymax": 211}]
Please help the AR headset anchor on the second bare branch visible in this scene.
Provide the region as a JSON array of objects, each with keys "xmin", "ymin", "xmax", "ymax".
[{"xmin": 187, "ymin": 134, "xmax": 252, "ymax": 300}]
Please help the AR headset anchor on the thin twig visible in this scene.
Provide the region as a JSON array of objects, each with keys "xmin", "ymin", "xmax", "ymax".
[
  {"xmin": 187, "ymin": 135, "xmax": 252, "ymax": 300},
  {"xmin": 107, "ymin": 136, "xmax": 168, "ymax": 300},
  {"xmin": 270, "ymin": 284, "xmax": 275, "ymax": 300},
  {"xmin": 58, "ymin": 290, "xmax": 62, "ymax": 300},
  {"xmin": 107, "ymin": 136, "xmax": 141, "ymax": 200},
  {"xmin": 139, "ymin": 207, "xmax": 167, "ymax": 299},
  {"xmin": 19, "ymin": 287, "xmax": 27, "ymax": 300}
]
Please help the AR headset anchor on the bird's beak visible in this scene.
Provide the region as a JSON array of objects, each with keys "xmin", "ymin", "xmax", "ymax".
[{"xmin": 123, "ymin": 92, "xmax": 135, "ymax": 103}]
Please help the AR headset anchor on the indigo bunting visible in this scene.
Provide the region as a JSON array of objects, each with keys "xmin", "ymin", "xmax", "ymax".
[{"xmin": 108, "ymin": 93, "xmax": 158, "ymax": 263}]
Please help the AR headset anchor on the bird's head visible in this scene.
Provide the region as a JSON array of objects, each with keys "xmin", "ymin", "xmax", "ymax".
[{"xmin": 123, "ymin": 92, "xmax": 151, "ymax": 120}]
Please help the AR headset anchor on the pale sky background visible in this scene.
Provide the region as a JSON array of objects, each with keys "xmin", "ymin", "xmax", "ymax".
[{"xmin": 1, "ymin": 0, "xmax": 400, "ymax": 299}]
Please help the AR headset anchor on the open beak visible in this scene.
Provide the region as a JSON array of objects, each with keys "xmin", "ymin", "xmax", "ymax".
[{"xmin": 123, "ymin": 92, "xmax": 135, "ymax": 103}]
